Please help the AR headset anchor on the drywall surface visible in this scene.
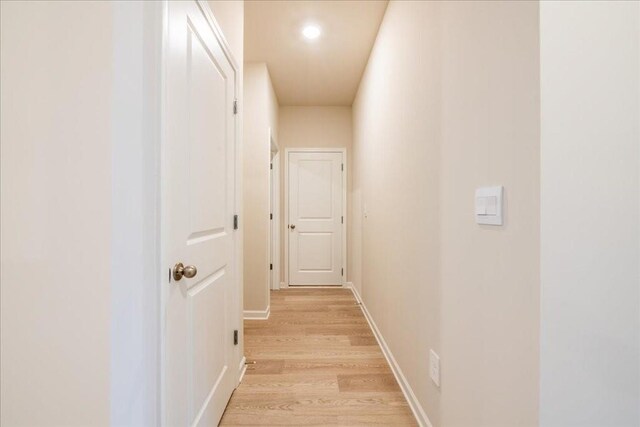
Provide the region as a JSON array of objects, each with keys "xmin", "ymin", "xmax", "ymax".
[
  {"xmin": 539, "ymin": 2, "xmax": 640, "ymax": 426},
  {"xmin": 243, "ymin": 63, "xmax": 279, "ymax": 311},
  {"xmin": 352, "ymin": 1, "xmax": 442, "ymax": 422},
  {"xmin": 278, "ymin": 107, "xmax": 353, "ymax": 285},
  {"xmin": 208, "ymin": 0, "xmax": 243, "ymax": 67},
  {"xmin": 352, "ymin": 1, "xmax": 540, "ymax": 425},
  {"xmin": 0, "ymin": 2, "xmax": 114, "ymax": 424},
  {"xmin": 438, "ymin": 2, "xmax": 541, "ymax": 425}
]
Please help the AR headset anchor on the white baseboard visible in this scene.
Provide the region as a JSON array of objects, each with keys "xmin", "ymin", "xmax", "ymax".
[
  {"xmin": 279, "ymin": 281, "xmax": 288, "ymax": 289},
  {"xmin": 237, "ymin": 356, "xmax": 247, "ymax": 386},
  {"xmin": 344, "ymin": 281, "xmax": 354, "ymax": 289},
  {"xmin": 243, "ymin": 305, "xmax": 270, "ymax": 320},
  {"xmin": 349, "ymin": 286, "xmax": 433, "ymax": 427},
  {"xmin": 350, "ymin": 283, "xmax": 361, "ymax": 302}
]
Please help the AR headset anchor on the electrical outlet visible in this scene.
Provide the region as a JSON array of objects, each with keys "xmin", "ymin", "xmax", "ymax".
[{"xmin": 429, "ymin": 349, "xmax": 440, "ymax": 387}]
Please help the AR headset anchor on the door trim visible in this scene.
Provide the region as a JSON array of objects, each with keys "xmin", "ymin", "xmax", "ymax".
[
  {"xmin": 269, "ymin": 129, "xmax": 280, "ymax": 291},
  {"xmin": 283, "ymin": 148, "xmax": 347, "ymax": 287},
  {"xmin": 159, "ymin": 1, "xmax": 242, "ymax": 425}
]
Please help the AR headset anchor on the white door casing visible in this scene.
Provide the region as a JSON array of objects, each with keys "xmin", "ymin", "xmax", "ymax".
[
  {"xmin": 270, "ymin": 134, "xmax": 280, "ymax": 290},
  {"xmin": 287, "ymin": 150, "xmax": 345, "ymax": 286},
  {"xmin": 163, "ymin": 1, "xmax": 238, "ymax": 426}
]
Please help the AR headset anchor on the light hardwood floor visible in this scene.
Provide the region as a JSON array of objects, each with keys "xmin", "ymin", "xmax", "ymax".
[{"xmin": 220, "ymin": 288, "xmax": 417, "ymax": 426}]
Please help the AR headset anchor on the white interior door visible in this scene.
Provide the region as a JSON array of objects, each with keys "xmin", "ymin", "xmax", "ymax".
[
  {"xmin": 164, "ymin": 1, "xmax": 237, "ymax": 426},
  {"xmin": 288, "ymin": 151, "xmax": 344, "ymax": 285}
]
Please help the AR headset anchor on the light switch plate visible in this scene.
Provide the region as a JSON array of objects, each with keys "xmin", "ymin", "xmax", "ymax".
[{"xmin": 475, "ymin": 186, "xmax": 503, "ymax": 225}]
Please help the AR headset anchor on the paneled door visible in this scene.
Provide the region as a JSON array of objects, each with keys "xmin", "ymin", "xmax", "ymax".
[
  {"xmin": 288, "ymin": 151, "xmax": 344, "ymax": 285},
  {"xmin": 164, "ymin": 1, "xmax": 238, "ymax": 426}
]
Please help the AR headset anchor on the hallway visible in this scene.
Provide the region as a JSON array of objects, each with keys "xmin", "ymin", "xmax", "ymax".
[
  {"xmin": 1, "ymin": 1, "xmax": 639, "ymax": 426},
  {"xmin": 220, "ymin": 289, "xmax": 416, "ymax": 426}
]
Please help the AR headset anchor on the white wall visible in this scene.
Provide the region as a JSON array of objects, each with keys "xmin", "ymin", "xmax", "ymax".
[
  {"xmin": 0, "ymin": 2, "xmax": 115, "ymax": 424},
  {"xmin": 352, "ymin": 3, "xmax": 442, "ymax": 421},
  {"xmin": 278, "ymin": 106, "xmax": 353, "ymax": 285},
  {"xmin": 539, "ymin": 2, "xmax": 640, "ymax": 426},
  {"xmin": 243, "ymin": 63, "xmax": 279, "ymax": 312},
  {"xmin": 438, "ymin": 2, "xmax": 541, "ymax": 425},
  {"xmin": 208, "ymin": 1, "xmax": 244, "ymax": 68},
  {"xmin": 353, "ymin": 1, "xmax": 540, "ymax": 425}
]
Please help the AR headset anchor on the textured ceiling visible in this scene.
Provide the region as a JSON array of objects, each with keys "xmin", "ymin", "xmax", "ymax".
[{"xmin": 245, "ymin": 0, "xmax": 388, "ymax": 106}]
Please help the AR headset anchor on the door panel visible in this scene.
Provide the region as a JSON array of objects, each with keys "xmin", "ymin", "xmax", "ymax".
[
  {"xmin": 289, "ymin": 152, "xmax": 343, "ymax": 285},
  {"xmin": 165, "ymin": 1, "xmax": 237, "ymax": 426},
  {"xmin": 187, "ymin": 20, "xmax": 227, "ymax": 236},
  {"xmin": 298, "ymin": 233, "xmax": 333, "ymax": 271},
  {"xmin": 298, "ymin": 160, "xmax": 333, "ymax": 219}
]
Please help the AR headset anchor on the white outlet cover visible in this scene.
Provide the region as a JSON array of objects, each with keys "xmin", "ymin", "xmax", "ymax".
[{"xmin": 429, "ymin": 349, "xmax": 440, "ymax": 387}]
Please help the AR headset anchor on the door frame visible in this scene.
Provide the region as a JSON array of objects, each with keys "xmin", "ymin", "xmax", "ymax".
[
  {"xmin": 158, "ymin": 1, "xmax": 243, "ymax": 425},
  {"xmin": 269, "ymin": 129, "xmax": 280, "ymax": 291},
  {"xmin": 283, "ymin": 148, "xmax": 347, "ymax": 287}
]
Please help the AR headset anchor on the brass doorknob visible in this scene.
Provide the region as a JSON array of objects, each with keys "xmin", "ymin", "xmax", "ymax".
[
  {"xmin": 173, "ymin": 262, "xmax": 197, "ymax": 281},
  {"xmin": 290, "ymin": 224, "xmax": 296, "ymax": 230}
]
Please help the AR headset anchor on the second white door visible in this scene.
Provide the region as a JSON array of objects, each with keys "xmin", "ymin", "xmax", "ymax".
[{"xmin": 288, "ymin": 151, "xmax": 344, "ymax": 286}]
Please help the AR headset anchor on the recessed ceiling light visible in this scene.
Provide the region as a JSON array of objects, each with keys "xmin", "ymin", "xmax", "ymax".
[{"xmin": 302, "ymin": 24, "xmax": 321, "ymax": 41}]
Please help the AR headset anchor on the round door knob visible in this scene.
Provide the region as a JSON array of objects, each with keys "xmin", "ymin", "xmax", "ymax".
[
  {"xmin": 173, "ymin": 262, "xmax": 198, "ymax": 281},
  {"xmin": 290, "ymin": 224, "xmax": 296, "ymax": 230}
]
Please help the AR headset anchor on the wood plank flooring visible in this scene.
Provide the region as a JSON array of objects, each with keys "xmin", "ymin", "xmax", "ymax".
[{"xmin": 220, "ymin": 288, "xmax": 417, "ymax": 426}]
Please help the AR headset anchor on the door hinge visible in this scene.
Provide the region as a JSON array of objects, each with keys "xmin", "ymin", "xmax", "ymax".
[
  {"xmin": 233, "ymin": 214, "xmax": 239, "ymax": 230},
  {"xmin": 270, "ymin": 263, "xmax": 273, "ymax": 271},
  {"xmin": 341, "ymin": 268, "xmax": 344, "ymax": 276},
  {"xmin": 233, "ymin": 99, "xmax": 238, "ymax": 115},
  {"xmin": 270, "ymin": 163, "xmax": 273, "ymax": 170},
  {"xmin": 233, "ymin": 330, "xmax": 239, "ymax": 345},
  {"xmin": 270, "ymin": 213, "xmax": 273, "ymax": 220},
  {"xmin": 341, "ymin": 216, "xmax": 343, "ymax": 224},
  {"xmin": 341, "ymin": 163, "xmax": 344, "ymax": 171}
]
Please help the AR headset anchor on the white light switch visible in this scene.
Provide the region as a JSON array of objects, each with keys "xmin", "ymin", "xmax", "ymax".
[
  {"xmin": 485, "ymin": 196, "xmax": 498, "ymax": 215},
  {"xmin": 475, "ymin": 186, "xmax": 503, "ymax": 225},
  {"xmin": 475, "ymin": 197, "xmax": 487, "ymax": 215}
]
